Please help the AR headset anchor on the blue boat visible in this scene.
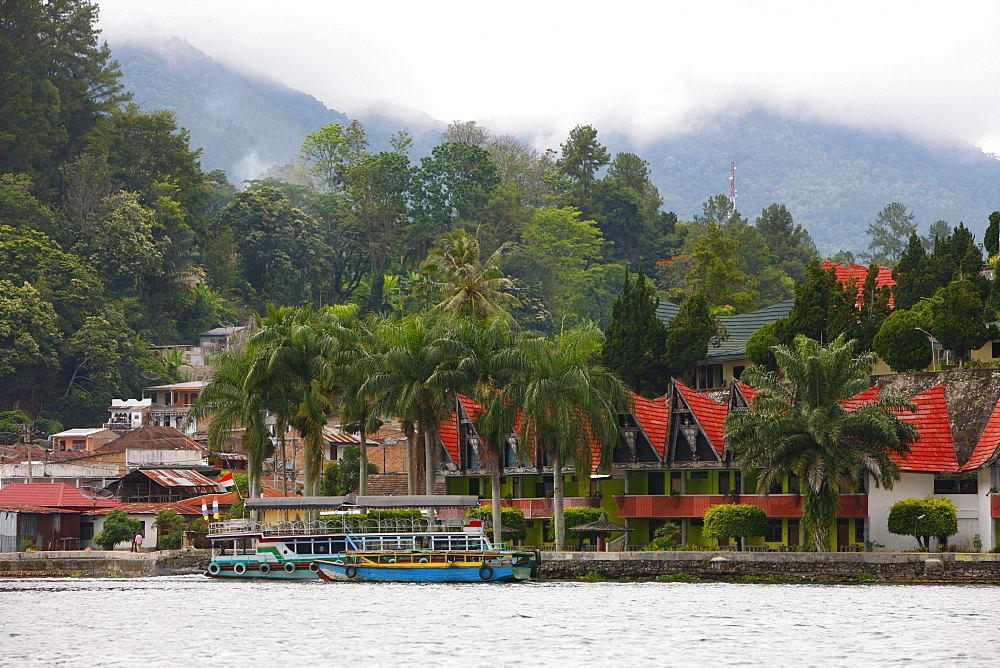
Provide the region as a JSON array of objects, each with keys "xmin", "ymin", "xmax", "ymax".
[{"xmin": 313, "ymin": 550, "xmax": 536, "ymax": 583}]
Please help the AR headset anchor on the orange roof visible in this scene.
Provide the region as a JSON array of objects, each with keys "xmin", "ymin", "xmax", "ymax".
[
  {"xmin": 733, "ymin": 379, "xmax": 757, "ymax": 406},
  {"xmin": 180, "ymin": 487, "xmax": 285, "ymax": 508},
  {"xmin": 889, "ymin": 384, "xmax": 958, "ymax": 472},
  {"xmin": 631, "ymin": 393, "xmax": 669, "ymax": 457},
  {"xmin": 840, "ymin": 386, "xmax": 881, "ymax": 411},
  {"xmin": 821, "ymin": 261, "xmax": 896, "ymax": 308},
  {"xmin": 439, "ymin": 411, "xmax": 460, "ymax": 466},
  {"xmin": 0, "ymin": 483, "xmax": 121, "ymax": 510},
  {"xmin": 962, "ymin": 396, "xmax": 1000, "ymax": 471},
  {"xmin": 674, "ymin": 381, "xmax": 727, "ymax": 457}
]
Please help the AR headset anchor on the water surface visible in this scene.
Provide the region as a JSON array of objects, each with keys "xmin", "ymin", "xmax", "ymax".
[{"xmin": 0, "ymin": 577, "xmax": 996, "ymax": 665}]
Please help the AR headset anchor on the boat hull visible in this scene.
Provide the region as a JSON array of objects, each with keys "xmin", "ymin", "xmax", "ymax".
[{"xmin": 314, "ymin": 560, "xmax": 520, "ymax": 583}]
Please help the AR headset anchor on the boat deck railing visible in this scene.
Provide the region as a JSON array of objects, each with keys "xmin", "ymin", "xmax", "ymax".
[{"xmin": 208, "ymin": 518, "xmax": 475, "ymax": 537}]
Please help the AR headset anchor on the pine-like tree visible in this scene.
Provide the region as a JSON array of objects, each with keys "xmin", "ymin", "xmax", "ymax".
[{"xmin": 601, "ymin": 268, "xmax": 669, "ymax": 397}]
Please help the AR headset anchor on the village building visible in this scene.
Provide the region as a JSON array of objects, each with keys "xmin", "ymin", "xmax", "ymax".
[
  {"xmin": 50, "ymin": 428, "xmax": 119, "ymax": 452},
  {"xmin": 0, "ymin": 483, "xmax": 121, "ymax": 551}
]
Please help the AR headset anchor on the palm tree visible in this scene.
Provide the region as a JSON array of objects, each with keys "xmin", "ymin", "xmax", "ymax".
[
  {"xmin": 339, "ymin": 314, "xmax": 389, "ymax": 495},
  {"xmin": 725, "ymin": 334, "xmax": 918, "ymax": 551},
  {"xmin": 452, "ymin": 316, "xmax": 530, "ymax": 545},
  {"xmin": 249, "ymin": 305, "xmax": 359, "ymax": 496},
  {"xmin": 421, "ymin": 230, "xmax": 519, "ymax": 321},
  {"xmin": 361, "ymin": 315, "xmax": 469, "ymax": 495},
  {"xmin": 489, "ymin": 324, "xmax": 629, "ymax": 550},
  {"xmin": 186, "ymin": 347, "xmax": 271, "ymax": 502}
]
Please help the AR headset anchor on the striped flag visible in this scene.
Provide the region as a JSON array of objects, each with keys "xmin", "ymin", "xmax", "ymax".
[
  {"xmin": 201, "ymin": 503, "xmax": 208, "ymax": 519},
  {"xmin": 217, "ymin": 471, "xmax": 235, "ymax": 489},
  {"xmin": 212, "ymin": 498, "xmax": 220, "ymax": 520}
]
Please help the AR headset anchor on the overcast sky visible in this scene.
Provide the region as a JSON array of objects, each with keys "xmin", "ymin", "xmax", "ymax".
[{"xmin": 97, "ymin": 0, "xmax": 1000, "ymax": 153}]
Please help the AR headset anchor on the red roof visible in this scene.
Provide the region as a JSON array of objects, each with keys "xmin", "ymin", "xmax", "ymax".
[
  {"xmin": 180, "ymin": 487, "xmax": 286, "ymax": 509},
  {"xmin": 962, "ymin": 396, "xmax": 1000, "ymax": 471},
  {"xmin": 821, "ymin": 261, "xmax": 896, "ymax": 307},
  {"xmin": 889, "ymin": 384, "xmax": 958, "ymax": 472},
  {"xmin": 674, "ymin": 381, "xmax": 727, "ymax": 457},
  {"xmin": 0, "ymin": 483, "xmax": 121, "ymax": 511},
  {"xmin": 732, "ymin": 379, "xmax": 757, "ymax": 406},
  {"xmin": 840, "ymin": 386, "xmax": 880, "ymax": 411},
  {"xmin": 631, "ymin": 393, "xmax": 669, "ymax": 457},
  {"xmin": 439, "ymin": 412, "xmax": 460, "ymax": 466}
]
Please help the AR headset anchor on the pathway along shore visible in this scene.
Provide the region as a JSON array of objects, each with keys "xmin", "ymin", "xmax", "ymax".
[{"xmin": 2, "ymin": 550, "xmax": 999, "ymax": 583}]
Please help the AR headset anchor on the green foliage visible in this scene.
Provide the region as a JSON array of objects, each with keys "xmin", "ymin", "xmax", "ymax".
[
  {"xmin": 726, "ymin": 335, "xmax": 918, "ymax": 551},
  {"xmin": 745, "ymin": 321, "xmax": 782, "ymax": 371},
  {"xmin": 154, "ymin": 508, "xmax": 186, "ymax": 549},
  {"xmin": 321, "ymin": 446, "xmax": 380, "ymax": 496},
  {"xmin": 94, "ymin": 509, "xmax": 142, "ymax": 550},
  {"xmin": 703, "ymin": 504, "xmax": 767, "ymax": 541},
  {"xmin": 465, "ymin": 506, "xmax": 528, "ymax": 542},
  {"xmin": 545, "ymin": 506, "xmax": 605, "ymax": 542},
  {"xmin": 19, "ymin": 536, "xmax": 36, "ymax": 552},
  {"xmin": 865, "ymin": 202, "xmax": 916, "ymax": 267},
  {"xmin": 887, "ymin": 497, "xmax": 958, "ymax": 549},
  {"xmin": 643, "ymin": 522, "xmax": 680, "ymax": 551},
  {"xmin": 929, "ymin": 279, "xmax": 991, "ymax": 362},
  {"xmin": 872, "ymin": 309, "xmax": 933, "ymax": 372},
  {"xmin": 662, "ymin": 293, "xmax": 724, "ymax": 383},
  {"xmin": 601, "ymin": 268, "xmax": 669, "ymax": 397}
]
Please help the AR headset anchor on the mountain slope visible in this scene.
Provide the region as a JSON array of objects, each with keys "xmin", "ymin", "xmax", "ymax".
[
  {"xmin": 113, "ymin": 40, "xmax": 1000, "ymax": 254},
  {"xmin": 113, "ymin": 38, "xmax": 443, "ymax": 182}
]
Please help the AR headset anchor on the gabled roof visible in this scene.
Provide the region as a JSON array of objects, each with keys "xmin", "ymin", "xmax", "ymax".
[
  {"xmin": 439, "ymin": 409, "xmax": 461, "ymax": 466},
  {"xmin": 674, "ymin": 381, "xmax": 727, "ymax": 456},
  {"xmin": 839, "ymin": 386, "xmax": 881, "ymax": 411},
  {"xmin": 0, "ymin": 483, "xmax": 121, "ymax": 510},
  {"xmin": 322, "ymin": 428, "xmax": 361, "ymax": 444},
  {"xmin": 731, "ymin": 379, "xmax": 757, "ymax": 407},
  {"xmin": 889, "ymin": 384, "xmax": 958, "ymax": 472},
  {"xmin": 93, "ymin": 425, "xmax": 206, "ymax": 453},
  {"xmin": 961, "ymin": 396, "xmax": 1000, "ymax": 471},
  {"xmin": 631, "ymin": 393, "xmax": 669, "ymax": 457},
  {"xmin": 134, "ymin": 468, "xmax": 219, "ymax": 490}
]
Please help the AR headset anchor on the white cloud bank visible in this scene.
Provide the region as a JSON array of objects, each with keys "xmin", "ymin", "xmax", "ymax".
[{"xmin": 97, "ymin": 0, "xmax": 1000, "ymax": 152}]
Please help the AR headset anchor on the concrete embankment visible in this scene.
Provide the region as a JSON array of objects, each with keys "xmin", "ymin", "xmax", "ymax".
[
  {"xmin": 539, "ymin": 551, "xmax": 1000, "ymax": 583},
  {"xmin": 0, "ymin": 549, "xmax": 210, "ymax": 577}
]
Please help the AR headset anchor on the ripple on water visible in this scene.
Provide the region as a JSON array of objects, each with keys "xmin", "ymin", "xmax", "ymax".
[{"xmin": 0, "ymin": 577, "xmax": 998, "ymax": 666}]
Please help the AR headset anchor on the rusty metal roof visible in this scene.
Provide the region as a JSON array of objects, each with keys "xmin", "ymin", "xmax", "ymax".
[{"xmin": 138, "ymin": 468, "xmax": 219, "ymax": 489}]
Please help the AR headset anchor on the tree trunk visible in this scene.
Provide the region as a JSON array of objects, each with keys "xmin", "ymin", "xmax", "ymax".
[
  {"xmin": 491, "ymin": 459, "xmax": 502, "ymax": 548},
  {"xmin": 403, "ymin": 421, "xmax": 416, "ymax": 495},
  {"xmin": 359, "ymin": 429, "xmax": 368, "ymax": 496},
  {"xmin": 414, "ymin": 423, "xmax": 427, "ymax": 494},
  {"xmin": 553, "ymin": 451, "xmax": 566, "ymax": 551},
  {"xmin": 424, "ymin": 426, "xmax": 436, "ymax": 496}
]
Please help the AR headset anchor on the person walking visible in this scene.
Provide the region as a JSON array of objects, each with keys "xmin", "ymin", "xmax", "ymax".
[{"xmin": 132, "ymin": 531, "xmax": 143, "ymax": 553}]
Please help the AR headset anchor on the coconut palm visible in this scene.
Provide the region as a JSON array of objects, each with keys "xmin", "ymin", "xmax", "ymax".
[
  {"xmin": 361, "ymin": 315, "xmax": 469, "ymax": 495},
  {"xmin": 489, "ymin": 323, "xmax": 629, "ymax": 550},
  {"xmin": 249, "ymin": 304, "xmax": 359, "ymax": 496},
  {"xmin": 725, "ymin": 334, "xmax": 918, "ymax": 551},
  {"xmin": 186, "ymin": 346, "xmax": 271, "ymax": 501},
  {"xmin": 451, "ymin": 316, "xmax": 531, "ymax": 545},
  {"xmin": 420, "ymin": 230, "xmax": 519, "ymax": 321}
]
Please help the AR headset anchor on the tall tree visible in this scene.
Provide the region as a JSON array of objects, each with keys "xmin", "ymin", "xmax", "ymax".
[
  {"xmin": 725, "ymin": 335, "xmax": 917, "ymax": 551},
  {"xmin": 662, "ymin": 293, "xmax": 724, "ymax": 383},
  {"xmin": 491, "ymin": 324, "xmax": 628, "ymax": 550},
  {"xmin": 601, "ymin": 268, "xmax": 669, "ymax": 398},
  {"xmin": 864, "ymin": 202, "xmax": 916, "ymax": 267},
  {"xmin": 684, "ymin": 221, "xmax": 759, "ymax": 313},
  {"xmin": 555, "ymin": 125, "xmax": 609, "ymax": 216},
  {"xmin": 420, "ymin": 230, "xmax": 519, "ymax": 321},
  {"xmin": 929, "ymin": 279, "xmax": 992, "ymax": 364},
  {"xmin": 755, "ymin": 203, "xmax": 816, "ymax": 282}
]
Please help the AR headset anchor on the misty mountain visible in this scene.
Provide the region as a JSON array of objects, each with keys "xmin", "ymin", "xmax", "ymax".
[
  {"xmin": 112, "ymin": 38, "xmax": 443, "ymax": 183},
  {"xmin": 113, "ymin": 39, "xmax": 1000, "ymax": 254}
]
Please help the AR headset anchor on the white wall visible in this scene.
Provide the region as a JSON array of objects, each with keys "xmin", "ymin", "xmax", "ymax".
[
  {"xmin": 86, "ymin": 515, "xmax": 154, "ymax": 550},
  {"xmin": 979, "ymin": 467, "xmax": 999, "ymax": 551},
  {"xmin": 868, "ymin": 473, "xmax": 934, "ymax": 551}
]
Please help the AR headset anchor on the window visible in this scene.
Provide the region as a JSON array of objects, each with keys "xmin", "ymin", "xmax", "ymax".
[
  {"xmin": 71, "ymin": 439, "xmax": 86, "ymax": 451},
  {"xmin": 648, "ymin": 472, "xmax": 665, "ymax": 495},
  {"xmin": 468, "ymin": 478, "xmax": 481, "ymax": 496},
  {"xmin": 787, "ymin": 519, "xmax": 800, "ymax": 546},
  {"xmin": 854, "ymin": 519, "xmax": 866, "ymax": 544},
  {"xmin": 769, "ymin": 478, "xmax": 783, "ymax": 494},
  {"xmin": 766, "ymin": 519, "xmax": 783, "ymax": 542},
  {"xmin": 993, "ymin": 341, "xmax": 1000, "ymax": 359},
  {"xmin": 732, "ymin": 365, "xmax": 745, "ymax": 379},
  {"xmin": 690, "ymin": 471, "xmax": 708, "ymax": 480},
  {"xmin": 787, "ymin": 475, "xmax": 800, "ymax": 494},
  {"xmin": 933, "ymin": 475, "xmax": 978, "ymax": 494},
  {"xmin": 718, "ymin": 473, "xmax": 731, "ymax": 495},
  {"xmin": 670, "ymin": 471, "xmax": 682, "ymax": 494}
]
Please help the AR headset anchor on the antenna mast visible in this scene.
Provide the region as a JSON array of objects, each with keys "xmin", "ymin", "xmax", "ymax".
[{"xmin": 729, "ymin": 160, "xmax": 737, "ymax": 206}]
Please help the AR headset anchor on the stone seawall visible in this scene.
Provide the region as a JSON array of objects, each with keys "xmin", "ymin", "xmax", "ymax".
[
  {"xmin": 539, "ymin": 551, "xmax": 1000, "ymax": 583},
  {"xmin": 0, "ymin": 549, "xmax": 210, "ymax": 577}
]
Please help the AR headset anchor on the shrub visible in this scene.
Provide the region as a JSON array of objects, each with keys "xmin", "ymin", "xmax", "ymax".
[
  {"xmin": 19, "ymin": 536, "xmax": 36, "ymax": 552},
  {"xmin": 545, "ymin": 506, "xmax": 605, "ymax": 544},
  {"xmin": 643, "ymin": 522, "xmax": 680, "ymax": 551},
  {"xmin": 887, "ymin": 497, "xmax": 958, "ymax": 549},
  {"xmin": 94, "ymin": 509, "xmax": 142, "ymax": 550},
  {"xmin": 465, "ymin": 506, "xmax": 527, "ymax": 542},
  {"xmin": 703, "ymin": 504, "xmax": 767, "ymax": 547}
]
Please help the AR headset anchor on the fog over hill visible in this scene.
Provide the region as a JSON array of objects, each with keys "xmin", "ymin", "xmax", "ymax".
[{"xmin": 113, "ymin": 39, "xmax": 1000, "ymax": 255}]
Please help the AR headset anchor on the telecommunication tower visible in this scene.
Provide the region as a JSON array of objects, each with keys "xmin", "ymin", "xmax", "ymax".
[{"xmin": 729, "ymin": 160, "xmax": 737, "ymax": 206}]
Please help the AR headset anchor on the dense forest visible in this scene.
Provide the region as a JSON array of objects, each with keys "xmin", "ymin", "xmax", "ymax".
[
  {"xmin": 2, "ymin": 1, "xmax": 999, "ymax": 433},
  {"xmin": 113, "ymin": 39, "xmax": 1000, "ymax": 253}
]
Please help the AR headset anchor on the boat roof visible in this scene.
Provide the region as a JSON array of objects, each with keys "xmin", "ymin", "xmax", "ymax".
[{"xmin": 244, "ymin": 494, "xmax": 480, "ymax": 510}]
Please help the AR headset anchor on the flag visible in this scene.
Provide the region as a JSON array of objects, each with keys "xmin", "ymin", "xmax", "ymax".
[
  {"xmin": 217, "ymin": 471, "xmax": 235, "ymax": 489},
  {"xmin": 212, "ymin": 498, "xmax": 220, "ymax": 520},
  {"xmin": 201, "ymin": 503, "xmax": 208, "ymax": 519}
]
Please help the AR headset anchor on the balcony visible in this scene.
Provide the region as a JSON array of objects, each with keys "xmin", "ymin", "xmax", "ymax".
[
  {"xmin": 481, "ymin": 497, "xmax": 595, "ymax": 519},
  {"xmin": 613, "ymin": 494, "xmax": 868, "ymax": 518}
]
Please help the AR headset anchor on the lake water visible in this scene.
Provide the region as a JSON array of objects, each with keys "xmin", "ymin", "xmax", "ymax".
[{"xmin": 0, "ymin": 576, "xmax": 997, "ymax": 666}]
